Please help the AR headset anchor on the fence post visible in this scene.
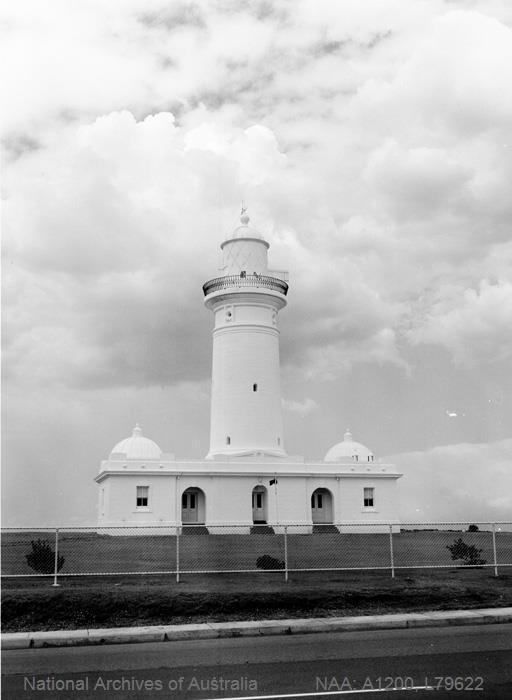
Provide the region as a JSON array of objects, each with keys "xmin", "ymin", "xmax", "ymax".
[
  {"xmin": 52, "ymin": 528, "xmax": 60, "ymax": 587},
  {"xmin": 492, "ymin": 523, "xmax": 498, "ymax": 577},
  {"xmin": 284, "ymin": 526, "xmax": 289, "ymax": 582},
  {"xmin": 389, "ymin": 524, "xmax": 395, "ymax": 579},
  {"xmin": 176, "ymin": 526, "xmax": 180, "ymax": 583}
]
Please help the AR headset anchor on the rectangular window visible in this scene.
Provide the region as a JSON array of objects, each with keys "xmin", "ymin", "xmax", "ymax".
[
  {"xmin": 136, "ymin": 486, "xmax": 149, "ymax": 508},
  {"xmin": 182, "ymin": 492, "xmax": 187, "ymax": 508},
  {"xmin": 256, "ymin": 493, "xmax": 262, "ymax": 508},
  {"xmin": 363, "ymin": 487, "xmax": 374, "ymax": 508},
  {"xmin": 190, "ymin": 493, "xmax": 196, "ymax": 509}
]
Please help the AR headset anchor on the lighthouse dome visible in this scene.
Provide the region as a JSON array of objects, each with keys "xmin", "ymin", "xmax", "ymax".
[
  {"xmin": 226, "ymin": 212, "xmax": 266, "ymax": 242},
  {"xmin": 110, "ymin": 424, "xmax": 162, "ymax": 461},
  {"xmin": 324, "ymin": 429, "xmax": 374, "ymax": 463}
]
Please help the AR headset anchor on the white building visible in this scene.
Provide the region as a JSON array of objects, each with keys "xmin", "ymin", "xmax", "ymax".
[{"xmin": 96, "ymin": 214, "xmax": 402, "ymax": 531}]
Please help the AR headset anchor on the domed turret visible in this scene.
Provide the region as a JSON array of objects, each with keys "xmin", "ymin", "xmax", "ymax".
[
  {"xmin": 218, "ymin": 210, "xmax": 269, "ymax": 276},
  {"xmin": 227, "ymin": 211, "xmax": 266, "ymax": 241},
  {"xmin": 324, "ymin": 429, "xmax": 375, "ymax": 463},
  {"xmin": 110, "ymin": 424, "xmax": 162, "ymax": 461}
]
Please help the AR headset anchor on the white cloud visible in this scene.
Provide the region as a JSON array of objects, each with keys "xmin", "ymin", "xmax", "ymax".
[
  {"xmin": 3, "ymin": 111, "xmax": 292, "ymax": 389},
  {"xmin": 4, "ymin": 3, "xmax": 512, "ymax": 383},
  {"xmin": 354, "ymin": 10, "xmax": 512, "ymax": 139},
  {"xmin": 282, "ymin": 397, "xmax": 319, "ymax": 417},
  {"xmin": 408, "ymin": 281, "xmax": 512, "ymax": 365},
  {"xmin": 393, "ymin": 438, "xmax": 512, "ymax": 522},
  {"xmin": 363, "ymin": 140, "xmax": 471, "ymax": 220}
]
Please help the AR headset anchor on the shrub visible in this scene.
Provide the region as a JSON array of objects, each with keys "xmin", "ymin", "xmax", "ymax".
[
  {"xmin": 25, "ymin": 539, "xmax": 65, "ymax": 574},
  {"xmin": 446, "ymin": 538, "xmax": 486, "ymax": 566},
  {"xmin": 256, "ymin": 554, "xmax": 285, "ymax": 570},
  {"xmin": 467, "ymin": 524, "xmax": 479, "ymax": 532}
]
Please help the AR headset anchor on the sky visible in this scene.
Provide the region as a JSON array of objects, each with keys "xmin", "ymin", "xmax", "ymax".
[{"xmin": 2, "ymin": 0, "xmax": 511, "ymax": 526}]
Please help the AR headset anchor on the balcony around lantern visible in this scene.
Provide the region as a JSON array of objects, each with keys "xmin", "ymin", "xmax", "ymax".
[{"xmin": 203, "ymin": 273, "xmax": 289, "ymax": 297}]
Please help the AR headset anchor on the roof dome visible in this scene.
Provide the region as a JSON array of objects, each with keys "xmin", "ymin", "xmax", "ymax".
[
  {"xmin": 324, "ymin": 429, "xmax": 374, "ymax": 463},
  {"xmin": 227, "ymin": 211, "xmax": 265, "ymax": 241},
  {"xmin": 110, "ymin": 424, "xmax": 162, "ymax": 461}
]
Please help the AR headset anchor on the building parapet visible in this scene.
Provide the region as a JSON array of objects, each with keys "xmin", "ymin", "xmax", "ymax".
[
  {"xmin": 203, "ymin": 273, "xmax": 288, "ymax": 297},
  {"xmin": 96, "ymin": 459, "xmax": 402, "ymax": 482}
]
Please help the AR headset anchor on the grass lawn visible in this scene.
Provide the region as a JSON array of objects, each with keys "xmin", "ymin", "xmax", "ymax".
[
  {"xmin": 2, "ymin": 568, "xmax": 512, "ymax": 633},
  {"xmin": 3, "ymin": 529, "xmax": 511, "ymax": 575},
  {"xmin": 3, "ymin": 529, "xmax": 511, "ymax": 633}
]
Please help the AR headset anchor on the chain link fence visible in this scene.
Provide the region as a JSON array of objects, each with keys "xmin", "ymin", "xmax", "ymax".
[{"xmin": 2, "ymin": 523, "xmax": 511, "ymax": 584}]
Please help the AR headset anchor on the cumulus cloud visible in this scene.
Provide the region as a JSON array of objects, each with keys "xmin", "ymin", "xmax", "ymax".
[
  {"xmin": 2, "ymin": 112, "xmax": 293, "ymax": 389},
  {"xmin": 363, "ymin": 140, "xmax": 471, "ymax": 220},
  {"xmin": 4, "ymin": 1, "xmax": 512, "ymax": 382},
  {"xmin": 282, "ymin": 397, "xmax": 319, "ymax": 417},
  {"xmin": 393, "ymin": 439, "xmax": 512, "ymax": 522},
  {"xmin": 354, "ymin": 10, "xmax": 512, "ymax": 137},
  {"xmin": 408, "ymin": 281, "xmax": 512, "ymax": 365}
]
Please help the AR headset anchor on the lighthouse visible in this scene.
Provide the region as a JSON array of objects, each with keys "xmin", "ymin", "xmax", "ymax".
[
  {"xmin": 97, "ymin": 210, "xmax": 402, "ymax": 532},
  {"xmin": 203, "ymin": 212, "xmax": 289, "ymax": 460}
]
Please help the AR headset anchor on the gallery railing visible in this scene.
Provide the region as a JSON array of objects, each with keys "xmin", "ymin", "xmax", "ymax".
[
  {"xmin": 202, "ymin": 274, "xmax": 289, "ymax": 297},
  {"xmin": 2, "ymin": 523, "xmax": 511, "ymax": 586}
]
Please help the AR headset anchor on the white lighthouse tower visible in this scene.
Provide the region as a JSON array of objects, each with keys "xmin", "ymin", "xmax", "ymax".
[{"xmin": 203, "ymin": 211, "xmax": 289, "ymax": 460}]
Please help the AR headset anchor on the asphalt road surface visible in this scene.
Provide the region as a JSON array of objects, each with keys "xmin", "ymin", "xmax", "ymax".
[{"xmin": 3, "ymin": 623, "xmax": 512, "ymax": 699}]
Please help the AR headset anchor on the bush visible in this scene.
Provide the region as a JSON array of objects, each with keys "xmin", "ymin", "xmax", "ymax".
[
  {"xmin": 256, "ymin": 554, "xmax": 285, "ymax": 570},
  {"xmin": 446, "ymin": 538, "xmax": 486, "ymax": 566},
  {"xmin": 25, "ymin": 539, "xmax": 65, "ymax": 574},
  {"xmin": 467, "ymin": 524, "xmax": 479, "ymax": 532}
]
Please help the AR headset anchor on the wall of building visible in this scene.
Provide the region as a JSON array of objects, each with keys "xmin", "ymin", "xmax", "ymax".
[
  {"xmin": 98, "ymin": 475, "xmax": 175, "ymax": 527},
  {"xmin": 98, "ymin": 469, "xmax": 401, "ymax": 532}
]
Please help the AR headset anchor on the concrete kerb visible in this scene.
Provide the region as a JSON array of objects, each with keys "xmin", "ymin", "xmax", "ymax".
[{"xmin": 2, "ymin": 608, "xmax": 512, "ymax": 650}]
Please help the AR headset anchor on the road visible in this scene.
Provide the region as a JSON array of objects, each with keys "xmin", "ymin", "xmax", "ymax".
[{"xmin": 2, "ymin": 624, "xmax": 512, "ymax": 699}]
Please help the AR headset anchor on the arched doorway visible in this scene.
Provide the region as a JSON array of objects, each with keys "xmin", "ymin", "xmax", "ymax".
[
  {"xmin": 252, "ymin": 485, "xmax": 268, "ymax": 524},
  {"xmin": 181, "ymin": 487, "xmax": 206, "ymax": 524},
  {"xmin": 311, "ymin": 488, "xmax": 333, "ymax": 524}
]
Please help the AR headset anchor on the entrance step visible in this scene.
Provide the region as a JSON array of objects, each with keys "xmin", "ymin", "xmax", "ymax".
[
  {"xmin": 250, "ymin": 525, "xmax": 275, "ymax": 535},
  {"xmin": 181, "ymin": 525, "xmax": 209, "ymax": 535},
  {"xmin": 312, "ymin": 524, "xmax": 339, "ymax": 534}
]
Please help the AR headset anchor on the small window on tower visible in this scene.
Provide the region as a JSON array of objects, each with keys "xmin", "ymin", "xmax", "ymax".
[
  {"xmin": 226, "ymin": 436, "xmax": 231, "ymax": 445},
  {"xmin": 277, "ymin": 437, "xmax": 281, "ymax": 446},
  {"xmin": 253, "ymin": 383, "xmax": 258, "ymax": 392}
]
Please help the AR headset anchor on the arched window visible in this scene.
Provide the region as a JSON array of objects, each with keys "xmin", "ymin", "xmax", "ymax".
[{"xmin": 226, "ymin": 436, "xmax": 231, "ymax": 445}]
